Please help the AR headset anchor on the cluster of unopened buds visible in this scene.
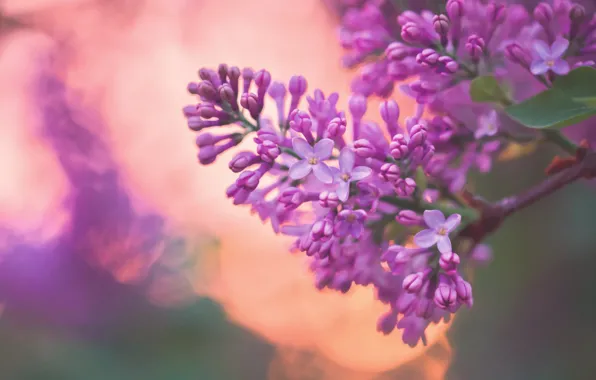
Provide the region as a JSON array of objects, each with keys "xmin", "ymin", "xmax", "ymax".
[{"xmin": 182, "ymin": 0, "xmax": 596, "ymax": 347}]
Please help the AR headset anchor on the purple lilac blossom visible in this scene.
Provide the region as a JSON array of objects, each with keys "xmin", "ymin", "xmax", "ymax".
[
  {"xmin": 530, "ymin": 37, "xmax": 571, "ymax": 75},
  {"xmin": 182, "ymin": 61, "xmax": 480, "ymax": 347}
]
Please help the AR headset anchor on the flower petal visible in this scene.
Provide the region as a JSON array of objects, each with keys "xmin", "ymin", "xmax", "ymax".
[
  {"xmin": 289, "ymin": 160, "xmax": 312, "ymax": 179},
  {"xmin": 314, "ymin": 138, "xmax": 335, "ymax": 160},
  {"xmin": 336, "ymin": 181, "xmax": 350, "ymax": 202},
  {"xmin": 530, "ymin": 60, "xmax": 549, "ymax": 75},
  {"xmin": 339, "ymin": 147, "xmax": 355, "ymax": 172},
  {"xmin": 444, "ymin": 213, "xmax": 461, "ymax": 232},
  {"xmin": 350, "ymin": 166, "xmax": 372, "ymax": 181},
  {"xmin": 423, "ymin": 210, "xmax": 445, "ymax": 229},
  {"xmin": 437, "ymin": 236, "xmax": 452, "ymax": 254},
  {"xmin": 550, "ymin": 37, "xmax": 569, "ymax": 58},
  {"xmin": 350, "ymin": 222, "xmax": 364, "ymax": 239},
  {"xmin": 312, "ymin": 162, "xmax": 334, "ymax": 184},
  {"xmin": 413, "ymin": 229, "xmax": 439, "ymax": 248},
  {"xmin": 533, "ymin": 40, "xmax": 551, "ymax": 60},
  {"xmin": 552, "ymin": 59, "xmax": 570, "ymax": 75},
  {"xmin": 335, "ymin": 220, "xmax": 350, "ymax": 237},
  {"xmin": 292, "ymin": 137, "xmax": 313, "ymax": 158}
]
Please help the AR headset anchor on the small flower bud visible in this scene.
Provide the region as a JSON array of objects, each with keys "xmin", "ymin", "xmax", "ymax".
[
  {"xmin": 327, "ymin": 115, "xmax": 347, "ymax": 139},
  {"xmin": 319, "ymin": 191, "xmax": 340, "ymax": 208},
  {"xmin": 229, "ymin": 152, "xmax": 258, "ymax": 173},
  {"xmin": 403, "ymin": 272, "xmax": 425, "ymax": 293},
  {"xmin": 533, "ymin": 2, "xmax": 554, "ymax": 25},
  {"xmin": 401, "ymin": 22, "xmax": 423, "ymax": 44},
  {"xmin": 434, "ymin": 285, "xmax": 457, "ymax": 309},
  {"xmin": 348, "ymin": 94, "xmax": 367, "ymax": 120},
  {"xmin": 394, "ymin": 178, "xmax": 416, "ymax": 197},
  {"xmin": 439, "ymin": 251, "xmax": 461, "ymax": 272},
  {"xmin": 311, "ymin": 218, "xmax": 334, "ymax": 241},
  {"xmin": 240, "ymin": 93, "xmax": 260, "ymax": 119},
  {"xmin": 396, "ymin": 210, "xmax": 423, "ymax": 226},
  {"xmin": 389, "ymin": 134, "xmax": 409, "ymax": 160},
  {"xmin": 289, "ymin": 75, "xmax": 307, "ymax": 96},
  {"xmin": 279, "ymin": 187, "xmax": 305, "ymax": 210},
  {"xmin": 379, "ymin": 163, "xmax": 401, "ymax": 183},
  {"xmin": 353, "ymin": 138, "xmax": 376, "ymax": 158},
  {"xmin": 446, "ymin": 0, "xmax": 464, "ymax": 21}
]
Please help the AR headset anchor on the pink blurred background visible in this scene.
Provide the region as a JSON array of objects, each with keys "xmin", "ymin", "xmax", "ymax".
[{"xmin": 1, "ymin": 0, "xmax": 449, "ymax": 377}]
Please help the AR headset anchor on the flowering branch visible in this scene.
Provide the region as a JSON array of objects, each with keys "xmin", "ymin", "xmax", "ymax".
[{"xmin": 181, "ymin": 0, "xmax": 596, "ymax": 349}]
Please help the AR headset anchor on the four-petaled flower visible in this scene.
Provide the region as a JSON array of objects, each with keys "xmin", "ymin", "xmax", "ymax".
[
  {"xmin": 335, "ymin": 209, "xmax": 367, "ymax": 238},
  {"xmin": 475, "ymin": 110, "xmax": 499, "ymax": 139},
  {"xmin": 530, "ymin": 37, "xmax": 570, "ymax": 76},
  {"xmin": 334, "ymin": 147, "xmax": 372, "ymax": 201},
  {"xmin": 414, "ymin": 210, "xmax": 461, "ymax": 254},
  {"xmin": 289, "ymin": 137, "xmax": 334, "ymax": 183}
]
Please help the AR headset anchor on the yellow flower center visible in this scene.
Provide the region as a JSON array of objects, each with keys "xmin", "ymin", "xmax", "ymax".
[
  {"xmin": 546, "ymin": 60, "xmax": 555, "ymax": 67},
  {"xmin": 437, "ymin": 227, "xmax": 448, "ymax": 236},
  {"xmin": 308, "ymin": 157, "xmax": 318, "ymax": 165},
  {"xmin": 346, "ymin": 214, "xmax": 356, "ymax": 223},
  {"xmin": 341, "ymin": 173, "xmax": 351, "ymax": 182}
]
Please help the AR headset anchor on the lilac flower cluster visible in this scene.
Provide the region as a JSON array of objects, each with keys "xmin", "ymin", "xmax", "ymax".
[
  {"xmin": 181, "ymin": 0, "xmax": 596, "ymax": 349},
  {"xmin": 182, "ymin": 63, "xmax": 496, "ymax": 347},
  {"xmin": 339, "ymin": 0, "xmax": 596, "ymax": 128}
]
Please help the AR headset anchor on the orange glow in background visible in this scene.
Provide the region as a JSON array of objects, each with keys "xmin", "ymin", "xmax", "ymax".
[{"xmin": 0, "ymin": 0, "xmax": 450, "ymax": 377}]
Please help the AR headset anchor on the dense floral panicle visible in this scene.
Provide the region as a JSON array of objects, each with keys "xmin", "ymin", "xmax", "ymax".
[{"xmin": 183, "ymin": 61, "xmax": 488, "ymax": 346}]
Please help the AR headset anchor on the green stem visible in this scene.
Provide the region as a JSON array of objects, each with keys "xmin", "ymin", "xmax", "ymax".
[
  {"xmin": 280, "ymin": 147, "xmax": 301, "ymax": 160},
  {"xmin": 541, "ymin": 129, "xmax": 577, "ymax": 155}
]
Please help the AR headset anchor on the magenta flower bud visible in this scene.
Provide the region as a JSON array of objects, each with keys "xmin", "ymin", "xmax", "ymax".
[
  {"xmin": 197, "ymin": 146, "xmax": 218, "ymax": 165},
  {"xmin": 533, "ymin": 2, "xmax": 554, "ymax": 25},
  {"xmin": 402, "ymin": 272, "xmax": 424, "ymax": 293},
  {"xmin": 439, "ymin": 251, "xmax": 461, "ymax": 272},
  {"xmin": 396, "ymin": 210, "xmax": 423, "ymax": 226},
  {"xmin": 433, "ymin": 14, "xmax": 449, "ymax": 36},
  {"xmin": 385, "ymin": 42, "xmax": 415, "ymax": 61},
  {"xmin": 455, "ymin": 278, "xmax": 473, "ymax": 306},
  {"xmin": 236, "ymin": 170, "xmax": 261, "ymax": 191},
  {"xmin": 420, "ymin": 145, "xmax": 435, "ymax": 166},
  {"xmin": 434, "ymin": 285, "xmax": 457, "ymax": 309},
  {"xmin": 570, "ymin": 4, "xmax": 586, "ymax": 22},
  {"xmin": 241, "ymin": 67, "xmax": 254, "ymax": 93},
  {"xmin": 353, "ymin": 139, "xmax": 376, "ymax": 158},
  {"xmin": 268, "ymin": 81, "xmax": 286, "ymax": 100},
  {"xmin": 376, "ymin": 311, "xmax": 398, "ymax": 335},
  {"xmin": 187, "ymin": 82, "xmax": 199, "ymax": 95},
  {"xmin": 256, "ymin": 140, "xmax": 281, "ymax": 163},
  {"xmin": 219, "ymin": 83, "xmax": 239, "ymax": 111},
  {"xmin": 408, "ymin": 124, "xmax": 427, "ymax": 149},
  {"xmin": 288, "ymin": 110, "xmax": 312, "ymax": 132},
  {"xmin": 195, "ymin": 133, "xmax": 216, "ymax": 148},
  {"xmin": 327, "ymin": 115, "xmax": 347, "ymax": 139},
  {"xmin": 288, "ymin": 75, "xmax": 307, "ymax": 96},
  {"xmin": 394, "ymin": 178, "xmax": 416, "ymax": 197},
  {"xmin": 465, "ymin": 34, "xmax": 485, "ymax": 61},
  {"xmin": 229, "ymin": 151, "xmax": 258, "ymax": 173},
  {"xmin": 319, "ymin": 191, "xmax": 340, "ymax": 208},
  {"xmin": 240, "ymin": 93, "xmax": 260, "ymax": 119},
  {"xmin": 416, "ymin": 49, "xmax": 440, "ymax": 67},
  {"xmin": 389, "ymin": 134, "xmax": 409, "ymax": 160},
  {"xmin": 254, "ymin": 69, "xmax": 271, "ymax": 89},
  {"xmin": 182, "ymin": 105, "xmax": 198, "ymax": 118},
  {"xmin": 198, "ymin": 68, "xmax": 218, "ymax": 84},
  {"xmin": 379, "ymin": 163, "xmax": 400, "ymax": 183},
  {"xmin": 438, "ymin": 56, "xmax": 459, "ymax": 74},
  {"xmin": 380, "ymin": 100, "xmax": 400, "ymax": 125},
  {"xmin": 227, "ymin": 66, "xmax": 241, "ymax": 95},
  {"xmin": 226, "ymin": 182, "xmax": 249, "ymax": 205},
  {"xmin": 279, "ymin": 187, "xmax": 305, "ymax": 210},
  {"xmin": 311, "ymin": 218, "xmax": 334, "ymax": 241},
  {"xmin": 505, "ymin": 43, "xmax": 531, "ymax": 68},
  {"xmin": 197, "ymin": 81, "xmax": 218, "ymax": 102},
  {"xmin": 446, "ymin": 0, "xmax": 464, "ymax": 21},
  {"xmin": 348, "ymin": 94, "xmax": 367, "ymax": 120},
  {"xmin": 217, "ymin": 64, "xmax": 228, "ymax": 83},
  {"xmin": 401, "ymin": 22, "xmax": 423, "ymax": 44},
  {"xmin": 487, "ymin": 3, "xmax": 507, "ymax": 24}
]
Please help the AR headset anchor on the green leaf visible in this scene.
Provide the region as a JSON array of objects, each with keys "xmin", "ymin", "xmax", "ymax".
[
  {"xmin": 469, "ymin": 75, "xmax": 508, "ymax": 103},
  {"xmin": 415, "ymin": 167, "xmax": 428, "ymax": 193},
  {"xmin": 573, "ymin": 96, "xmax": 596, "ymax": 108},
  {"xmin": 505, "ymin": 67, "xmax": 596, "ymax": 129}
]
